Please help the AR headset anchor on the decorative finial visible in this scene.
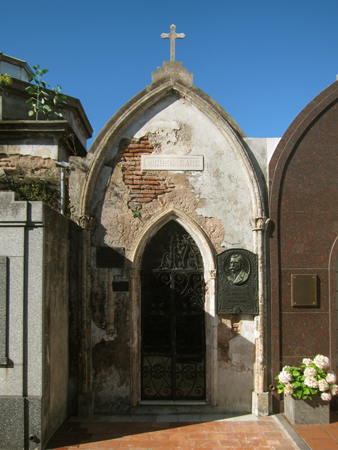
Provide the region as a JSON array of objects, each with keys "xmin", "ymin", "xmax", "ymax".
[{"xmin": 161, "ymin": 24, "xmax": 185, "ymax": 62}]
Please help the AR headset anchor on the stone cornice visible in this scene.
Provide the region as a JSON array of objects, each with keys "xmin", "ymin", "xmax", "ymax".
[
  {"xmin": 1, "ymin": 78, "xmax": 93, "ymax": 140},
  {"xmin": 0, "ymin": 120, "xmax": 87, "ymax": 157}
]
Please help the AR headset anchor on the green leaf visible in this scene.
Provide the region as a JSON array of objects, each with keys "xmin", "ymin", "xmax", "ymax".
[{"xmin": 28, "ymin": 110, "xmax": 34, "ymax": 116}]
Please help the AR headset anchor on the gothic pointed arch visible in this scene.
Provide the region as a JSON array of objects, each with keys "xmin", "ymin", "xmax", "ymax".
[
  {"xmin": 129, "ymin": 208, "xmax": 218, "ymax": 405},
  {"xmin": 132, "ymin": 208, "xmax": 216, "ymax": 273},
  {"xmin": 78, "ymin": 77, "xmax": 266, "ymax": 222}
]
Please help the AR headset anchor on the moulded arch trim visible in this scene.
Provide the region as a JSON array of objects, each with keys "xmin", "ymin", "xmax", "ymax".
[
  {"xmin": 79, "ymin": 78, "xmax": 266, "ymax": 221},
  {"xmin": 131, "ymin": 208, "xmax": 216, "ymax": 274},
  {"xmin": 269, "ymin": 80, "xmax": 338, "ymax": 214},
  {"xmin": 129, "ymin": 207, "xmax": 219, "ymax": 405},
  {"xmin": 328, "ymin": 235, "xmax": 338, "ymax": 368}
]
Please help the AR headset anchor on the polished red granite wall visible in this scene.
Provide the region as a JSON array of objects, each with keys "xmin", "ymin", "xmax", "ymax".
[{"xmin": 269, "ymin": 80, "xmax": 338, "ymax": 411}]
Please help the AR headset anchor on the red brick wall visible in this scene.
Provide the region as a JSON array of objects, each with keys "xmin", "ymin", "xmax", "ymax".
[{"xmin": 118, "ymin": 136, "xmax": 175, "ymax": 211}]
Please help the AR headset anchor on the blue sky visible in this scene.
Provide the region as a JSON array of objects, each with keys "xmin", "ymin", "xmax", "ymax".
[{"xmin": 2, "ymin": 0, "xmax": 338, "ymax": 145}]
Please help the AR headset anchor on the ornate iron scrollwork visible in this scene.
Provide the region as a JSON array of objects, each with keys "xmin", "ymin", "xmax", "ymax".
[
  {"xmin": 158, "ymin": 232, "xmax": 203, "ymax": 270},
  {"xmin": 141, "ymin": 221, "xmax": 205, "ymax": 400}
]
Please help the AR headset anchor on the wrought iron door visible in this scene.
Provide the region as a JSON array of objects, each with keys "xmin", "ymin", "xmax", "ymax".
[{"xmin": 141, "ymin": 221, "xmax": 205, "ymax": 400}]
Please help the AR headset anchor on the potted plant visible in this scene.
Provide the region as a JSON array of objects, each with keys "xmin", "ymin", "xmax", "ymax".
[{"xmin": 276, "ymin": 355, "xmax": 338, "ymax": 424}]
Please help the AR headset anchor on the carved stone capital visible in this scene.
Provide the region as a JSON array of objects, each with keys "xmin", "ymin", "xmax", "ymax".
[
  {"xmin": 79, "ymin": 214, "xmax": 96, "ymax": 230},
  {"xmin": 210, "ymin": 269, "xmax": 217, "ymax": 279},
  {"xmin": 251, "ymin": 217, "xmax": 270, "ymax": 231}
]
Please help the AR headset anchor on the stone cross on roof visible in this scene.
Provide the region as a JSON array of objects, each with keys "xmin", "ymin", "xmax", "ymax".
[{"xmin": 161, "ymin": 24, "xmax": 185, "ymax": 62}]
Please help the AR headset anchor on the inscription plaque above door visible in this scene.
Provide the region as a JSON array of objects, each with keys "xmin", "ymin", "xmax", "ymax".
[{"xmin": 141, "ymin": 155, "xmax": 204, "ymax": 171}]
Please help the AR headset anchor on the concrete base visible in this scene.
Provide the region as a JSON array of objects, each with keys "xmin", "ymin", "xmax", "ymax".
[
  {"xmin": 252, "ymin": 391, "xmax": 270, "ymax": 416},
  {"xmin": 78, "ymin": 392, "xmax": 94, "ymax": 418},
  {"xmin": 284, "ymin": 394, "xmax": 330, "ymax": 425},
  {"xmin": 0, "ymin": 396, "xmax": 25, "ymax": 449},
  {"xmin": 0, "ymin": 396, "xmax": 43, "ymax": 450}
]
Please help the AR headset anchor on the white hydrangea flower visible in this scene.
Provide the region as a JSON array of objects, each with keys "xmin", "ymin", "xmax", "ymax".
[
  {"xmin": 278, "ymin": 370, "xmax": 292, "ymax": 384},
  {"xmin": 326, "ymin": 371, "xmax": 337, "ymax": 384},
  {"xmin": 318, "ymin": 379, "xmax": 330, "ymax": 392},
  {"xmin": 304, "ymin": 367, "xmax": 317, "ymax": 378},
  {"xmin": 284, "ymin": 383, "xmax": 294, "ymax": 396},
  {"xmin": 321, "ymin": 392, "xmax": 332, "ymax": 401},
  {"xmin": 314, "ymin": 355, "xmax": 330, "ymax": 371},
  {"xmin": 303, "ymin": 358, "xmax": 313, "ymax": 366},
  {"xmin": 304, "ymin": 377, "xmax": 318, "ymax": 389},
  {"xmin": 330, "ymin": 384, "xmax": 338, "ymax": 396}
]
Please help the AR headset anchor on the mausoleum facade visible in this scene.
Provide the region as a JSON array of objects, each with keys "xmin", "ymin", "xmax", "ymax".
[{"xmin": 70, "ymin": 59, "xmax": 273, "ymax": 418}]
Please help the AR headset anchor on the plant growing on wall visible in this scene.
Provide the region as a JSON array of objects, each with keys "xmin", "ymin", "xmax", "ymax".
[
  {"xmin": 2, "ymin": 176, "xmax": 59, "ymax": 209},
  {"xmin": 25, "ymin": 65, "xmax": 67, "ymax": 120},
  {"xmin": 0, "ymin": 73, "xmax": 12, "ymax": 90},
  {"xmin": 132, "ymin": 209, "xmax": 141, "ymax": 218}
]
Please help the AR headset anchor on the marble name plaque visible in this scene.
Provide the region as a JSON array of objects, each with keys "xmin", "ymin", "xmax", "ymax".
[
  {"xmin": 141, "ymin": 155, "xmax": 204, "ymax": 171},
  {"xmin": 217, "ymin": 249, "xmax": 258, "ymax": 315}
]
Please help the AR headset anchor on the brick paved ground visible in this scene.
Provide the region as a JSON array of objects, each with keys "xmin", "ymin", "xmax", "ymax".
[
  {"xmin": 293, "ymin": 411, "xmax": 338, "ymax": 449},
  {"xmin": 45, "ymin": 416, "xmax": 299, "ymax": 449}
]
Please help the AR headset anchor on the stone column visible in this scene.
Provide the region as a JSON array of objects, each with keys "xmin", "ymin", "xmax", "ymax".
[
  {"xmin": 129, "ymin": 268, "xmax": 140, "ymax": 406},
  {"xmin": 78, "ymin": 214, "xmax": 95, "ymax": 416},
  {"xmin": 209, "ymin": 268, "xmax": 218, "ymax": 406},
  {"xmin": 251, "ymin": 216, "xmax": 270, "ymax": 416}
]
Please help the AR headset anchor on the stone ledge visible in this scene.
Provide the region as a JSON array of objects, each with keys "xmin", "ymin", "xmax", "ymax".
[{"xmin": 152, "ymin": 61, "xmax": 193, "ymax": 87}]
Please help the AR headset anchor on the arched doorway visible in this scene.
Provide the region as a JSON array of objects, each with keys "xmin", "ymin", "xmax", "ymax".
[{"xmin": 140, "ymin": 221, "xmax": 205, "ymax": 400}]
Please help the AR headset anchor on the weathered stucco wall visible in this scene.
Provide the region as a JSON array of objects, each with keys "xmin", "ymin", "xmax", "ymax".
[
  {"xmin": 97, "ymin": 96, "xmax": 255, "ymax": 252},
  {"xmin": 43, "ymin": 206, "xmax": 72, "ymax": 445},
  {"xmin": 77, "ymin": 91, "xmax": 264, "ymax": 414}
]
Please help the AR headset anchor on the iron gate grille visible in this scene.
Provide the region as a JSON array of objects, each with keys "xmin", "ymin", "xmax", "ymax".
[{"xmin": 141, "ymin": 222, "xmax": 205, "ymax": 400}]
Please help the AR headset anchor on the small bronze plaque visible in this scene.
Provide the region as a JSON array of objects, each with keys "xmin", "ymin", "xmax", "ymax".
[
  {"xmin": 291, "ymin": 274, "xmax": 317, "ymax": 307},
  {"xmin": 96, "ymin": 247, "xmax": 125, "ymax": 268},
  {"xmin": 112, "ymin": 281, "xmax": 129, "ymax": 292}
]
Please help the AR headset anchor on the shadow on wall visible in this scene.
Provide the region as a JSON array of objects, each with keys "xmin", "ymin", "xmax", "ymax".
[{"xmin": 87, "ymin": 221, "xmax": 255, "ymax": 415}]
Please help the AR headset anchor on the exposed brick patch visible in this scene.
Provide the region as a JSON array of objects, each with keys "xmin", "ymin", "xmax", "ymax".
[{"xmin": 117, "ymin": 137, "xmax": 175, "ymax": 211}]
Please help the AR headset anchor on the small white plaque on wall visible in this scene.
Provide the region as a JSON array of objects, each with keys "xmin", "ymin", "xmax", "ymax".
[{"xmin": 141, "ymin": 155, "xmax": 204, "ymax": 171}]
